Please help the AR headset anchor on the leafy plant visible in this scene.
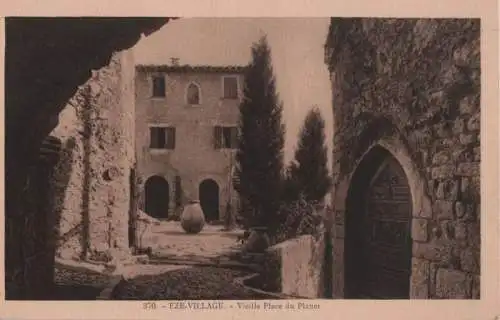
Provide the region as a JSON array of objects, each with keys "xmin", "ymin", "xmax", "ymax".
[{"xmin": 273, "ymin": 196, "xmax": 323, "ymax": 244}]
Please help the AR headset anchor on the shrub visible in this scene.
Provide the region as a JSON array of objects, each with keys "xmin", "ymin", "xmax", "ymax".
[{"xmin": 272, "ymin": 195, "xmax": 324, "ymax": 244}]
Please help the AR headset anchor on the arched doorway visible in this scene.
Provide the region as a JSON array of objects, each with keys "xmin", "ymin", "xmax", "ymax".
[
  {"xmin": 144, "ymin": 175, "xmax": 170, "ymax": 219},
  {"xmin": 345, "ymin": 146, "xmax": 412, "ymax": 299},
  {"xmin": 199, "ymin": 179, "xmax": 220, "ymax": 222}
]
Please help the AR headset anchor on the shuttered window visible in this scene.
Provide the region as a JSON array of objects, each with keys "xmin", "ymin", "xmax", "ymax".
[
  {"xmin": 214, "ymin": 126, "xmax": 238, "ymax": 149},
  {"xmin": 149, "ymin": 126, "xmax": 176, "ymax": 149},
  {"xmin": 222, "ymin": 76, "xmax": 238, "ymax": 99}
]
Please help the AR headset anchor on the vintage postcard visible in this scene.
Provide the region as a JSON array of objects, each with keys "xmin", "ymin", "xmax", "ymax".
[{"xmin": 0, "ymin": 0, "xmax": 498, "ymax": 319}]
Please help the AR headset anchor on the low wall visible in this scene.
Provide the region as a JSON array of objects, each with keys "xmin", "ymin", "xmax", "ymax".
[{"xmin": 263, "ymin": 234, "xmax": 325, "ymax": 298}]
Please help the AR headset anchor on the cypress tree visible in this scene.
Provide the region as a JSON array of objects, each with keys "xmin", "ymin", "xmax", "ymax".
[
  {"xmin": 234, "ymin": 35, "xmax": 285, "ymax": 231},
  {"xmin": 287, "ymin": 107, "xmax": 332, "ymax": 202}
]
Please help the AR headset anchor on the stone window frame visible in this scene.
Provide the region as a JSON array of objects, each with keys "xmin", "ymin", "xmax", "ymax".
[
  {"xmin": 184, "ymin": 81, "xmax": 202, "ymax": 105},
  {"xmin": 221, "ymin": 75, "xmax": 239, "ymax": 100},
  {"xmin": 147, "ymin": 123, "xmax": 176, "ymax": 154}
]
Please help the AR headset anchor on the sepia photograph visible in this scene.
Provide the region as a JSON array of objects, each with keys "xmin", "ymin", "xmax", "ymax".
[{"xmin": 2, "ymin": 7, "xmax": 497, "ymax": 318}]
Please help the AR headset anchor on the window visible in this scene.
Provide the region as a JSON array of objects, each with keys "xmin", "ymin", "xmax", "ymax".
[
  {"xmin": 214, "ymin": 126, "xmax": 238, "ymax": 149},
  {"xmin": 150, "ymin": 126, "xmax": 175, "ymax": 149},
  {"xmin": 186, "ymin": 83, "xmax": 201, "ymax": 105},
  {"xmin": 222, "ymin": 76, "xmax": 238, "ymax": 99},
  {"xmin": 152, "ymin": 76, "xmax": 166, "ymax": 98}
]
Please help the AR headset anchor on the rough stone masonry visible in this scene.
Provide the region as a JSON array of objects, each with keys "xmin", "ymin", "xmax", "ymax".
[
  {"xmin": 50, "ymin": 49, "xmax": 136, "ymax": 262},
  {"xmin": 324, "ymin": 18, "xmax": 480, "ymax": 299}
]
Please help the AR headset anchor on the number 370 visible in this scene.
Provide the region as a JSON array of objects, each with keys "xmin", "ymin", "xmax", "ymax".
[{"xmin": 143, "ymin": 302, "xmax": 157, "ymax": 310}]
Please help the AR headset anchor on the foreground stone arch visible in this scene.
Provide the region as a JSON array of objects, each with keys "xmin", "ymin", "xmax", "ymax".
[{"xmin": 5, "ymin": 17, "xmax": 172, "ymax": 299}]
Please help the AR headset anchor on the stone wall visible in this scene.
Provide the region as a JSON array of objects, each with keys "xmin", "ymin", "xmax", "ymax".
[
  {"xmin": 50, "ymin": 49, "xmax": 136, "ymax": 261},
  {"xmin": 5, "ymin": 17, "xmax": 169, "ymax": 300},
  {"xmin": 135, "ymin": 68, "xmax": 245, "ymax": 220},
  {"xmin": 324, "ymin": 18, "xmax": 480, "ymax": 299},
  {"xmin": 263, "ymin": 234, "xmax": 325, "ymax": 298}
]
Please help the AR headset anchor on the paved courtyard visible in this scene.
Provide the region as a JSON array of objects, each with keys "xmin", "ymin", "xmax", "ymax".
[{"xmin": 138, "ymin": 221, "xmax": 245, "ymax": 261}]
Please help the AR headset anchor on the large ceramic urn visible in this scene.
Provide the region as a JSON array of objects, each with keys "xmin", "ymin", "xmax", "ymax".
[
  {"xmin": 181, "ymin": 200, "xmax": 206, "ymax": 234},
  {"xmin": 243, "ymin": 227, "xmax": 271, "ymax": 253}
]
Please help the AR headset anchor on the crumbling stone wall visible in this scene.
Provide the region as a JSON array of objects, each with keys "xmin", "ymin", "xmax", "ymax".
[
  {"xmin": 5, "ymin": 17, "xmax": 169, "ymax": 300},
  {"xmin": 324, "ymin": 18, "xmax": 480, "ymax": 299},
  {"xmin": 50, "ymin": 49, "xmax": 136, "ymax": 261}
]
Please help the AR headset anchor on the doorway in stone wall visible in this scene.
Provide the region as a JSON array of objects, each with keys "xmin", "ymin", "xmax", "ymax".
[
  {"xmin": 345, "ymin": 146, "xmax": 412, "ymax": 299},
  {"xmin": 199, "ymin": 179, "xmax": 220, "ymax": 222},
  {"xmin": 144, "ymin": 175, "xmax": 170, "ymax": 219}
]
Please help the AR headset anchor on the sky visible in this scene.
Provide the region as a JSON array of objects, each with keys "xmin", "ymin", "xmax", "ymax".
[{"xmin": 133, "ymin": 17, "xmax": 333, "ymax": 167}]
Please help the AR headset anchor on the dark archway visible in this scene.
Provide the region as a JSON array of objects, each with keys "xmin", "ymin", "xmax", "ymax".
[
  {"xmin": 345, "ymin": 146, "xmax": 412, "ymax": 299},
  {"xmin": 199, "ymin": 179, "xmax": 220, "ymax": 222},
  {"xmin": 144, "ymin": 175, "xmax": 170, "ymax": 219},
  {"xmin": 5, "ymin": 18, "xmax": 172, "ymax": 299}
]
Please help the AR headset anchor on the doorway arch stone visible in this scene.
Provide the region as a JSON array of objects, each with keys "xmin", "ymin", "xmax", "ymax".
[
  {"xmin": 144, "ymin": 175, "xmax": 170, "ymax": 219},
  {"xmin": 344, "ymin": 146, "xmax": 412, "ymax": 298},
  {"xmin": 330, "ymin": 134, "xmax": 432, "ymax": 299},
  {"xmin": 199, "ymin": 179, "xmax": 220, "ymax": 222}
]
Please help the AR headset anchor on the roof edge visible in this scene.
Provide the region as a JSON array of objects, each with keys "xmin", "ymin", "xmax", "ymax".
[{"xmin": 136, "ymin": 64, "xmax": 248, "ymax": 74}]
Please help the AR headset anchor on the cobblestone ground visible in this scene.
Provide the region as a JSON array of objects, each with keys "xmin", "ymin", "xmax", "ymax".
[
  {"xmin": 139, "ymin": 221, "xmax": 244, "ymax": 261},
  {"xmin": 112, "ymin": 266, "xmax": 273, "ymax": 300},
  {"xmin": 51, "ymin": 265, "xmax": 111, "ymax": 300}
]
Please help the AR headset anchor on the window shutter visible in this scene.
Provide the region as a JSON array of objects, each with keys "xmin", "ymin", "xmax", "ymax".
[
  {"xmin": 158, "ymin": 128, "xmax": 166, "ymax": 148},
  {"xmin": 165, "ymin": 128, "xmax": 171, "ymax": 149},
  {"xmin": 214, "ymin": 126, "xmax": 222, "ymax": 149},
  {"xmin": 149, "ymin": 127, "xmax": 158, "ymax": 148},
  {"xmin": 230, "ymin": 127, "xmax": 238, "ymax": 148},
  {"xmin": 166, "ymin": 127, "xmax": 175, "ymax": 149},
  {"xmin": 171, "ymin": 128, "xmax": 176, "ymax": 149}
]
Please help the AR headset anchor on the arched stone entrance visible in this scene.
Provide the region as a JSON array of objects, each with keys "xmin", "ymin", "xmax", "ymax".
[
  {"xmin": 144, "ymin": 175, "xmax": 170, "ymax": 219},
  {"xmin": 199, "ymin": 179, "xmax": 220, "ymax": 222},
  {"xmin": 345, "ymin": 146, "xmax": 412, "ymax": 299}
]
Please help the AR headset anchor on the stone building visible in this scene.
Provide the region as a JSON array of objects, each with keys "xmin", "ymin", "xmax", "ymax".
[
  {"xmin": 135, "ymin": 64, "xmax": 246, "ymax": 222},
  {"xmin": 49, "ymin": 49, "xmax": 137, "ymax": 261},
  {"xmin": 324, "ymin": 18, "xmax": 480, "ymax": 299}
]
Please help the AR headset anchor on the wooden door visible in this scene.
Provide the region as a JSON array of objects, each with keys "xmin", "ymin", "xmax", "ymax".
[
  {"xmin": 346, "ymin": 151, "xmax": 412, "ymax": 299},
  {"xmin": 360, "ymin": 157, "xmax": 412, "ymax": 298}
]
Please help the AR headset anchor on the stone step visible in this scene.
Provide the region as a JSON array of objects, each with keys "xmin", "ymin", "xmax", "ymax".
[{"xmin": 144, "ymin": 257, "xmax": 262, "ymax": 272}]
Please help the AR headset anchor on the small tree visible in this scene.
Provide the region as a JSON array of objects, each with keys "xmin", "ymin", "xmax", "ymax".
[
  {"xmin": 234, "ymin": 35, "xmax": 286, "ymax": 233},
  {"xmin": 286, "ymin": 107, "xmax": 332, "ymax": 202}
]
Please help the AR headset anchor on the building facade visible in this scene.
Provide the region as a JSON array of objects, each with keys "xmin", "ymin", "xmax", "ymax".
[
  {"xmin": 135, "ymin": 64, "xmax": 246, "ymax": 222},
  {"xmin": 324, "ymin": 18, "xmax": 480, "ymax": 299}
]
